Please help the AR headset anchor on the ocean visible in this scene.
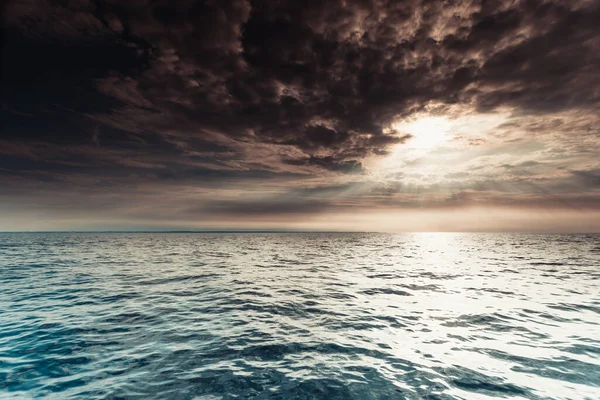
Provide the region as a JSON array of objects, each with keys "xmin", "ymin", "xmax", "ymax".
[{"xmin": 0, "ymin": 233, "xmax": 599, "ymax": 399}]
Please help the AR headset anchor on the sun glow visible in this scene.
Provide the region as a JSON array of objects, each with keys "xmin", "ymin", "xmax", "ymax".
[
  {"xmin": 394, "ymin": 116, "xmax": 453, "ymax": 149},
  {"xmin": 366, "ymin": 111, "xmax": 512, "ymax": 182}
]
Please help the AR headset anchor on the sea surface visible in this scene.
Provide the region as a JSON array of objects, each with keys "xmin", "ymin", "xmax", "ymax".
[{"xmin": 0, "ymin": 233, "xmax": 599, "ymax": 399}]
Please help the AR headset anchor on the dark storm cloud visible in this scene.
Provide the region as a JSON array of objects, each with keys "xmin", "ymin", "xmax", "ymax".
[
  {"xmin": 4, "ymin": 0, "xmax": 599, "ymax": 163},
  {"xmin": 0, "ymin": 1, "xmax": 151, "ymax": 143},
  {"xmin": 476, "ymin": 2, "xmax": 599, "ymax": 113},
  {"xmin": 2, "ymin": 0, "xmax": 600, "ymax": 228}
]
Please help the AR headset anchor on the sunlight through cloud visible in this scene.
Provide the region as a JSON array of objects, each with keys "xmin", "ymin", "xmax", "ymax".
[
  {"xmin": 394, "ymin": 116, "xmax": 454, "ymax": 150},
  {"xmin": 368, "ymin": 111, "xmax": 512, "ymax": 183}
]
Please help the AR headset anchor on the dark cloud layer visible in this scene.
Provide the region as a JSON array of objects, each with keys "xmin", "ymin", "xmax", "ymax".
[{"xmin": 1, "ymin": 0, "xmax": 600, "ymax": 229}]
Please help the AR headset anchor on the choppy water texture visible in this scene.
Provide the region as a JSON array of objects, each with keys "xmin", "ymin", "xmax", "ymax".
[{"xmin": 1, "ymin": 233, "xmax": 599, "ymax": 399}]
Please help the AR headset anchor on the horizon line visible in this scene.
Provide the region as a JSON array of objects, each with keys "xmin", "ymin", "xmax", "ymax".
[{"xmin": 1, "ymin": 230, "xmax": 598, "ymax": 234}]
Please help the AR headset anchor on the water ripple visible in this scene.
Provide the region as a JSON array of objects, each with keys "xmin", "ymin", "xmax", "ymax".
[{"xmin": 1, "ymin": 232, "xmax": 599, "ymax": 399}]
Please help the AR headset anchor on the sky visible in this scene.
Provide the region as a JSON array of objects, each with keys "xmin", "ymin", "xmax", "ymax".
[{"xmin": 1, "ymin": 0, "xmax": 600, "ymax": 232}]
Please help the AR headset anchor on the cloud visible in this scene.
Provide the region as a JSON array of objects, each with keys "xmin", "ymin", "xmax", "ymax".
[
  {"xmin": 571, "ymin": 169, "xmax": 600, "ymax": 189},
  {"xmin": 1, "ymin": 0, "xmax": 600, "ymax": 229},
  {"xmin": 197, "ymin": 198, "xmax": 332, "ymax": 217}
]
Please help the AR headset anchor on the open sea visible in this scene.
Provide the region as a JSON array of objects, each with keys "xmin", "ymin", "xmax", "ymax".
[{"xmin": 0, "ymin": 233, "xmax": 599, "ymax": 399}]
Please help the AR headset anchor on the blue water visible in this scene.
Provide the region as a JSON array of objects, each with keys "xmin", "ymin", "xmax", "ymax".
[{"xmin": 0, "ymin": 233, "xmax": 599, "ymax": 399}]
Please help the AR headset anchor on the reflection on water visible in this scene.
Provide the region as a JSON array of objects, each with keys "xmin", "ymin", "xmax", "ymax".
[{"xmin": 0, "ymin": 233, "xmax": 599, "ymax": 399}]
